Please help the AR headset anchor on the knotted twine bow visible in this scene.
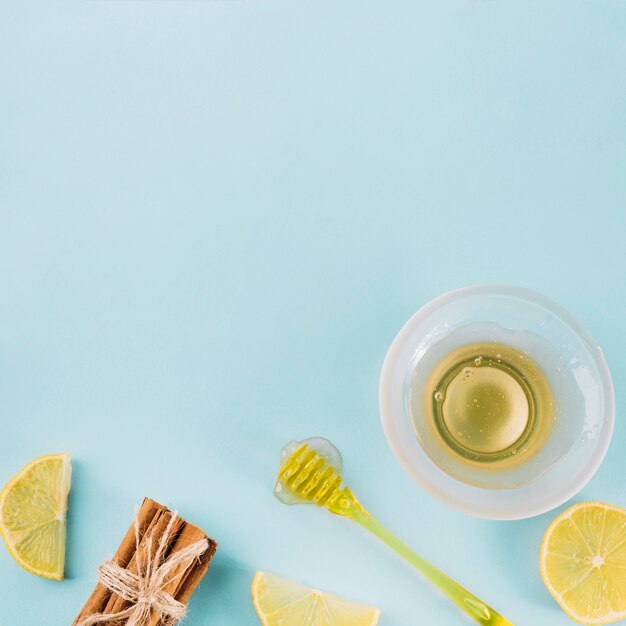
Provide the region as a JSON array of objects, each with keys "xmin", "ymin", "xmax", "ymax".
[{"xmin": 77, "ymin": 508, "xmax": 209, "ymax": 626}]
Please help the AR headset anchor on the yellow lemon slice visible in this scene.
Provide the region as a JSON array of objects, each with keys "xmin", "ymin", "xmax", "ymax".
[
  {"xmin": 252, "ymin": 571, "xmax": 380, "ymax": 626},
  {"xmin": 0, "ymin": 453, "xmax": 72, "ymax": 580},
  {"xmin": 540, "ymin": 501, "xmax": 626, "ymax": 625}
]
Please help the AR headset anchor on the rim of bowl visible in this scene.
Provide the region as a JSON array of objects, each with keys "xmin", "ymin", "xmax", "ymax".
[{"xmin": 379, "ymin": 284, "xmax": 615, "ymax": 520}]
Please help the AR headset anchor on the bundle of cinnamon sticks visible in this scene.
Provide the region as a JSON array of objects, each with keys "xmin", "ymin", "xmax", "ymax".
[{"xmin": 73, "ymin": 498, "xmax": 217, "ymax": 626}]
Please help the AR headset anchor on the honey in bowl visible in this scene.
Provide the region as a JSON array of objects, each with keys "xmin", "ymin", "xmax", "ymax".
[{"xmin": 418, "ymin": 342, "xmax": 553, "ymax": 471}]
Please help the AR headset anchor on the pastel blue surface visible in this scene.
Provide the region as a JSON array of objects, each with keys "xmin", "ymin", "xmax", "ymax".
[{"xmin": 1, "ymin": 2, "xmax": 625, "ymax": 625}]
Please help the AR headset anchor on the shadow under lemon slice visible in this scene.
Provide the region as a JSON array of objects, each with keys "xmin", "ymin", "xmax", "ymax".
[
  {"xmin": 540, "ymin": 502, "xmax": 626, "ymax": 625},
  {"xmin": 0, "ymin": 453, "xmax": 72, "ymax": 580},
  {"xmin": 252, "ymin": 571, "xmax": 380, "ymax": 626}
]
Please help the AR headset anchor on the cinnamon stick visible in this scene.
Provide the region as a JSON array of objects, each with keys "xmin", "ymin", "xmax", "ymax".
[
  {"xmin": 73, "ymin": 498, "xmax": 217, "ymax": 626},
  {"xmin": 167, "ymin": 521, "xmax": 217, "ymax": 607},
  {"xmin": 73, "ymin": 498, "xmax": 161, "ymax": 625},
  {"xmin": 145, "ymin": 516, "xmax": 214, "ymax": 626},
  {"xmin": 102, "ymin": 505, "xmax": 181, "ymax": 619}
]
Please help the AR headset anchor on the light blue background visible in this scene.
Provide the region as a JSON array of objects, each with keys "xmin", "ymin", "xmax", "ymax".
[{"xmin": 1, "ymin": 2, "xmax": 625, "ymax": 625}]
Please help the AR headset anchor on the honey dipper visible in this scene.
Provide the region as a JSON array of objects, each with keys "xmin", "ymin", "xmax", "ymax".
[{"xmin": 275, "ymin": 438, "xmax": 514, "ymax": 626}]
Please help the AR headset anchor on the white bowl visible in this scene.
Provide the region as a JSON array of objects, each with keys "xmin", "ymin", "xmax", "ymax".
[{"xmin": 379, "ymin": 285, "xmax": 615, "ymax": 520}]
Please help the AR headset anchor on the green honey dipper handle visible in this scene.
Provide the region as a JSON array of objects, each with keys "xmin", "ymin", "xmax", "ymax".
[{"xmin": 329, "ymin": 489, "xmax": 513, "ymax": 626}]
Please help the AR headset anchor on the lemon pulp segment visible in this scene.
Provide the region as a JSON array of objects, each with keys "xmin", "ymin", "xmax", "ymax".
[
  {"xmin": 540, "ymin": 502, "xmax": 626, "ymax": 625},
  {"xmin": 0, "ymin": 453, "xmax": 71, "ymax": 580},
  {"xmin": 252, "ymin": 571, "xmax": 380, "ymax": 626}
]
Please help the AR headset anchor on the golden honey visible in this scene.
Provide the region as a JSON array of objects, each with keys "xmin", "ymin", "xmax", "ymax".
[{"xmin": 420, "ymin": 342, "xmax": 554, "ymax": 470}]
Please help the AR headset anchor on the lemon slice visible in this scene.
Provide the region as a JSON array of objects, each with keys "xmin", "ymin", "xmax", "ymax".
[
  {"xmin": 0, "ymin": 453, "xmax": 72, "ymax": 580},
  {"xmin": 540, "ymin": 501, "xmax": 626, "ymax": 625},
  {"xmin": 252, "ymin": 571, "xmax": 380, "ymax": 626}
]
